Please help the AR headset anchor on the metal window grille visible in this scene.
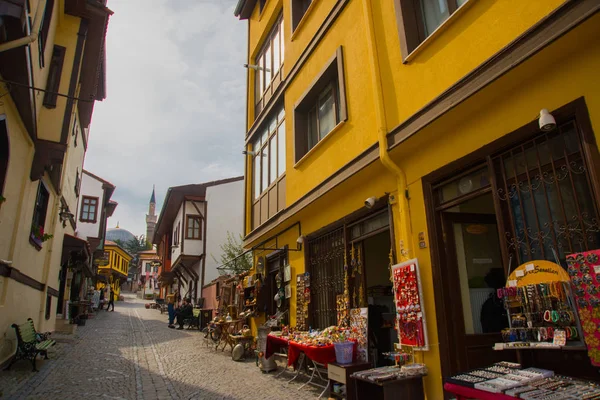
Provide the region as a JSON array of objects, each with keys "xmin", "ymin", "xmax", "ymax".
[
  {"xmin": 308, "ymin": 227, "xmax": 345, "ymax": 329},
  {"xmin": 492, "ymin": 119, "xmax": 600, "ymax": 265}
]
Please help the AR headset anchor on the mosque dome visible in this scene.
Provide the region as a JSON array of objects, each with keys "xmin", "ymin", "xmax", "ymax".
[{"xmin": 106, "ymin": 226, "xmax": 136, "ymax": 244}]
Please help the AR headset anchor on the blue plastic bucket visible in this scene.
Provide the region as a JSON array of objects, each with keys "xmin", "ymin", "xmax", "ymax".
[{"xmin": 334, "ymin": 341, "xmax": 354, "ymax": 364}]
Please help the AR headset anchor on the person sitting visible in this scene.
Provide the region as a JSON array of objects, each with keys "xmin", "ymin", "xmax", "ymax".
[{"xmin": 171, "ymin": 298, "xmax": 193, "ymax": 330}]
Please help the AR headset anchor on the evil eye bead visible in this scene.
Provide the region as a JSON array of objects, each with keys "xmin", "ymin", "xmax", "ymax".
[
  {"xmin": 568, "ymin": 266, "xmax": 578, "ymax": 276},
  {"xmin": 581, "ymin": 264, "xmax": 590, "ymax": 274},
  {"xmin": 578, "ymin": 298, "xmax": 588, "ymax": 308}
]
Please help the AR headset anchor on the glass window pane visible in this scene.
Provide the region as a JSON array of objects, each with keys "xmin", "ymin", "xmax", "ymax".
[
  {"xmin": 318, "ymin": 88, "xmax": 336, "ymax": 139},
  {"xmin": 257, "ymin": 55, "xmax": 264, "ymax": 95},
  {"xmin": 280, "ymin": 22, "xmax": 284, "ymax": 64},
  {"xmin": 261, "ymin": 129, "xmax": 268, "ymax": 146},
  {"xmin": 82, "ymin": 211, "xmax": 88, "ymax": 220},
  {"xmin": 269, "ymin": 116, "xmax": 277, "ymax": 134},
  {"xmin": 262, "ymin": 147, "xmax": 268, "ymax": 190},
  {"xmin": 278, "ymin": 107, "xmax": 285, "ymax": 123},
  {"xmin": 254, "ymin": 156, "xmax": 261, "ymax": 198},
  {"xmin": 308, "ymin": 108, "xmax": 318, "ymax": 150},
  {"xmin": 269, "ymin": 137, "xmax": 276, "ymax": 185},
  {"xmin": 273, "ymin": 32, "xmax": 280, "ymax": 74},
  {"xmin": 420, "ymin": 0, "xmax": 450, "ymax": 37},
  {"xmin": 278, "ymin": 123, "xmax": 286, "ymax": 176},
  {"xmin": 265, "ymin": 46, "xmax": 272, "ymax": 84},
  {"xmin": 456, "ymin": 0, "xmax": 467, "ymax": 6}
]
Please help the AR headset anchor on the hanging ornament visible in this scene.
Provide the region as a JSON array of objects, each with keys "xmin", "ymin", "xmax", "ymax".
[
  {"xmin": 350, "ymin": 243, "xmax": 357, "ymax": 278},
  {"xmin": 359, "ymin": 283, "xmax": 365, "ymax": 308},
  {"xmin": 357, "ymin": 246, "xmax": 362, "ymax": 275},
  {"xmin": 353, "ymin": 286, "xmax": 357, "ymax": 309}
]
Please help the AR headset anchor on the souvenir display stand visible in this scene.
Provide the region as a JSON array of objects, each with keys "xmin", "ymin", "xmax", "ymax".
[
  {"xmin": 445, "ymin": 254, "xmax": 600, "ymax": 399},
  {"xmin": 566, "ymin": 250, "xmax": 600, "ymax": 366},
  {"xmin": 391, "ymin": 259, "xmax": 429, "ymax": 350},
  {"xmin": 494, "ymin": 260, "xmax": 585, "ymax": 351}
]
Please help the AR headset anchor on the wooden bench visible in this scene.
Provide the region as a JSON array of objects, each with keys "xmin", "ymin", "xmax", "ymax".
[
  {"xmin": 6, "ymin": 318, "xmax": 55, "ymax": 372},
  {"xmin": 184, "ymin": 308, "xmax": 201, "ymax": 329}
]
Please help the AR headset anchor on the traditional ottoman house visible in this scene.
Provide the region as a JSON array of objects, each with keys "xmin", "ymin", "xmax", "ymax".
[
  {"xmin": 234, "ymin": 0, "xmax": 600, "ymax": 396},
  {"xmin": 153, "ymin": 177, "xmax": 244, "ymax": 304},
  {"xmin": 57, "ymin": 169, "xmax": 117, "ymax": 319},
  {"xmin": 97, "ymin": 241, "xmax": 131, "ymax": 299},
  {"xmin": 0, "ymin": 0, "xmax": 111, "ymax": 365}
]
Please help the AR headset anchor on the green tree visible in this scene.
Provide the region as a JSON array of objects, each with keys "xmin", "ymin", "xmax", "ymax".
[
  {"xmin": 212, "ymin": 232, "xmax": 252, "ymax": 275},
  {"xmin": 114, "ymin": 235, "xmax": 148, "ymax": 279}
]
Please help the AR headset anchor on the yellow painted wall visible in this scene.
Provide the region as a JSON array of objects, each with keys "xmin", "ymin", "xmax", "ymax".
[
  {"xmin": 245, "ymin": 0, "xmax": 570, "ymax": 212},
  {"xmin": 242, "ymin": 6, "xmax": 600, "ymax": 398}
]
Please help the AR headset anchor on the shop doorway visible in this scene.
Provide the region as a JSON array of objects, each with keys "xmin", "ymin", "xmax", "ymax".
[
  {"xmin": 353, "ymin": 230, "xmax": 398, "ymax": 367},
  {"xmin": 425, "ymin": 99, "xmax": 600, "ymax": 380},
  {"xmin": 440, "ymin": 193, "xmax": 512, "ymax": 372}
]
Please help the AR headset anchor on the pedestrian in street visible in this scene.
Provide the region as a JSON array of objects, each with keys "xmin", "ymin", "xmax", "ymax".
[
  {"xmin": 106, "ymin": 286, "xmax": 115, "ymax": 312},
  {"xmin": 99, "ymin": 287, "xmax": 105, "ymax": 310},
  {"xmin": 171, "ymin": 297, "xmax": 193, "ymax": 330},
  {"xmin": 166, "ymin": 291, "xmax": 176, "ymax": 328}
]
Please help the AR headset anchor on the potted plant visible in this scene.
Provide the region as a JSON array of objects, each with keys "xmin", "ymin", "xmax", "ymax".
[{"xmin": 30, "ymin": 224, "xmax": 53, "ymax": 248}]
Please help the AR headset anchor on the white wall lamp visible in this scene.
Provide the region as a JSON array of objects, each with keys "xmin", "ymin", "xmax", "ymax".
[
  {"xmin": 243, "ymin": 150, "xmax": 266, "ymax": 157},
  {"xmin": 539, "ymin": 109, "xmax": 556, "ymax": 132},
  {"xmin": 244, "ymin": 64, "xmax": 271, "ymax": 72}
]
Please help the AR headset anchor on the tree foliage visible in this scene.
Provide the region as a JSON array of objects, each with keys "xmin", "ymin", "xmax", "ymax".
[
  {"xmin": 212, "ymin": 232, "xmax": 252, "ymax": 275},
  {"xmin": 114, "ymin": 235, "xmax": 148, "ymax": 275}
]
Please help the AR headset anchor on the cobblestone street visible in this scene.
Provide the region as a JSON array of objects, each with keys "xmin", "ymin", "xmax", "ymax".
[{"xmin": 1, "ymin": 295, "xmax": 323, "ymax": 400}]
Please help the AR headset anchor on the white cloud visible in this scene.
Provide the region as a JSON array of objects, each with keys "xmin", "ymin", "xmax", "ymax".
[{"xmin": 84, "ymin": 0, "xmax": 247, "ymax": 237}]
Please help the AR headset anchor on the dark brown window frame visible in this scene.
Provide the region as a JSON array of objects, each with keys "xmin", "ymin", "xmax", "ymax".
[
  {"xmin": 79, "ymin": 195, "xmax": 99, "ymax": 223},
  {"xmin": 294, "ymin": 46, "xmax": 347, "ymax": 163},
  {"xmin": 30, "ymin": 181, "xmax": 50, "ymax": 250},
  {"xmin": 254, "ymin": 14, "xmax": 284, "ymax": 117},
  {"xmin": 185, "ymin": 214, "xmax": 202, "ymax": 240},
  {"xmin": 43, "ymin": 45, "xmax": 66, "ymax": 108},
  {"xmin": 394, "ymin": 0, "xmax": 464, "ymax": 60},
  {"xmin": 291, "ymin": 0, "xmax": 313, "ymax": 31},
  {"xmin": 74, "ymin": 168, "xmax": 80, "ymax": 197},
  {"xmin": 38, "ymin": 0, "xmax": 55, "ymax": 68}
]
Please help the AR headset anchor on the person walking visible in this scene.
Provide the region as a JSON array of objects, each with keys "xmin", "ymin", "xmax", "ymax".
[
  {"xmin": 166, "ymin": 291, "xmax": 176, "ymax": 328},
  {"xmin": 98, "ymin": 287, "xmax": 105, "ymax": 310},
  {"xmin": 106, "ymin": 286, "xmax": 115, "ymax": 312}
]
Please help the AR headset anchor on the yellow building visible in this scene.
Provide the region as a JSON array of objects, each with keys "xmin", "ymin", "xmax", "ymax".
[
  {"xmin": 97, "ymin": 241, "xmax": 132, "ymax": 298},
  {"xmin": 0, "ymin": 0, "xmax": 111, "ymax": 364},
  {"xmin": 235, "ymin": 0, "xmax": 600, "ymax": 396}
]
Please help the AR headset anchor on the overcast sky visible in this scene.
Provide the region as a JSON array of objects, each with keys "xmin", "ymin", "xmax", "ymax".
[{"xmin": 83, "ymin": 0, "xmax": 247, "ymax": 238}]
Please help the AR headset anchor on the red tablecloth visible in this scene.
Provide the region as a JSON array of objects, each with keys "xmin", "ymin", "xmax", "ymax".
[
  {"xmin": 265, "ymin": 334, "xmax": 289, "ymax": 359},
  {"xmin": 444, "ymin": 383, "xmax": 519, "ymax": 400},
  {"xmin": 287, "ymin": 341, "xmax": 357, "ymax": 368},
  {"xmin": 288, "ymin": 341, "xmax": 336, "ymax": 367}
]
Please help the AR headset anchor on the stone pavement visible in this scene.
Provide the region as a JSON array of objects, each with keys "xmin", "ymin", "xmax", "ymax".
[{"xmin": 1, "ymin": 294, "xmax": 325, "ymax": 400}]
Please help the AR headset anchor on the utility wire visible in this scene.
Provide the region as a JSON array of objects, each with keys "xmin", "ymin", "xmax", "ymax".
[{"xmin": 0, "ymin": 78, "xmax": 93, "ymax": 102}]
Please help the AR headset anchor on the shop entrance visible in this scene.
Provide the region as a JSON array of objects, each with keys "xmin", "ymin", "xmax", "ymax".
[
  {"xmin": 439, "ymin": 192, "xmax": 513, "ymax": 372},
  {"xmin": 425, "ymin": 100, "xmax": 600, "ymax": 380}
]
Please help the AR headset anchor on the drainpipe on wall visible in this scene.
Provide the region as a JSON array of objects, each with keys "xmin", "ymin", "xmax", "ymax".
[
  {"xmin": 0, "ymin": 0, "xmax": 47, "ymax": 53},
  {"xmin": 361, "ymin": 0, "xmax": 413, "ymax": 261}
]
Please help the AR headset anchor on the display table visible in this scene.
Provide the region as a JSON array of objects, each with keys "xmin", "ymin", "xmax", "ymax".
[
  {"xmin": 327, "ymin": 362, "xmax": 371, "ymax": 400},
  {"xmin": 288, "ymin": 341, "xmax": 338, "ymax": 367},
  {"xmin": 352, "ymin": 374, "xmax": 425, "ymax": 400},
  {"xmin": 265, "ymin": 334, "xmax": 289, "ymax": 359},
  {"xmin": 443, "ymin": 383, "xmax": 518, "ymax": 400}
]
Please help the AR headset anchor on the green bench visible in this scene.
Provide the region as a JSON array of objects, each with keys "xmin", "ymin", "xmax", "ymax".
[{"xmin": 6, "ymin": 318, "xmax": 55, "ymax": 371}]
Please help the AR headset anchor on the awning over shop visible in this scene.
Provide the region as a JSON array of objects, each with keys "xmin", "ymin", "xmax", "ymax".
[{"xmin": 62, "ymin": 234, "xmax": 93, "ymax": 277}]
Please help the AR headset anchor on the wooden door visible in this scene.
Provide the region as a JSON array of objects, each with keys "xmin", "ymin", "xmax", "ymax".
[{"xmin": 441, "ymin": 211, "xmax": 515, "ymax": 372}]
